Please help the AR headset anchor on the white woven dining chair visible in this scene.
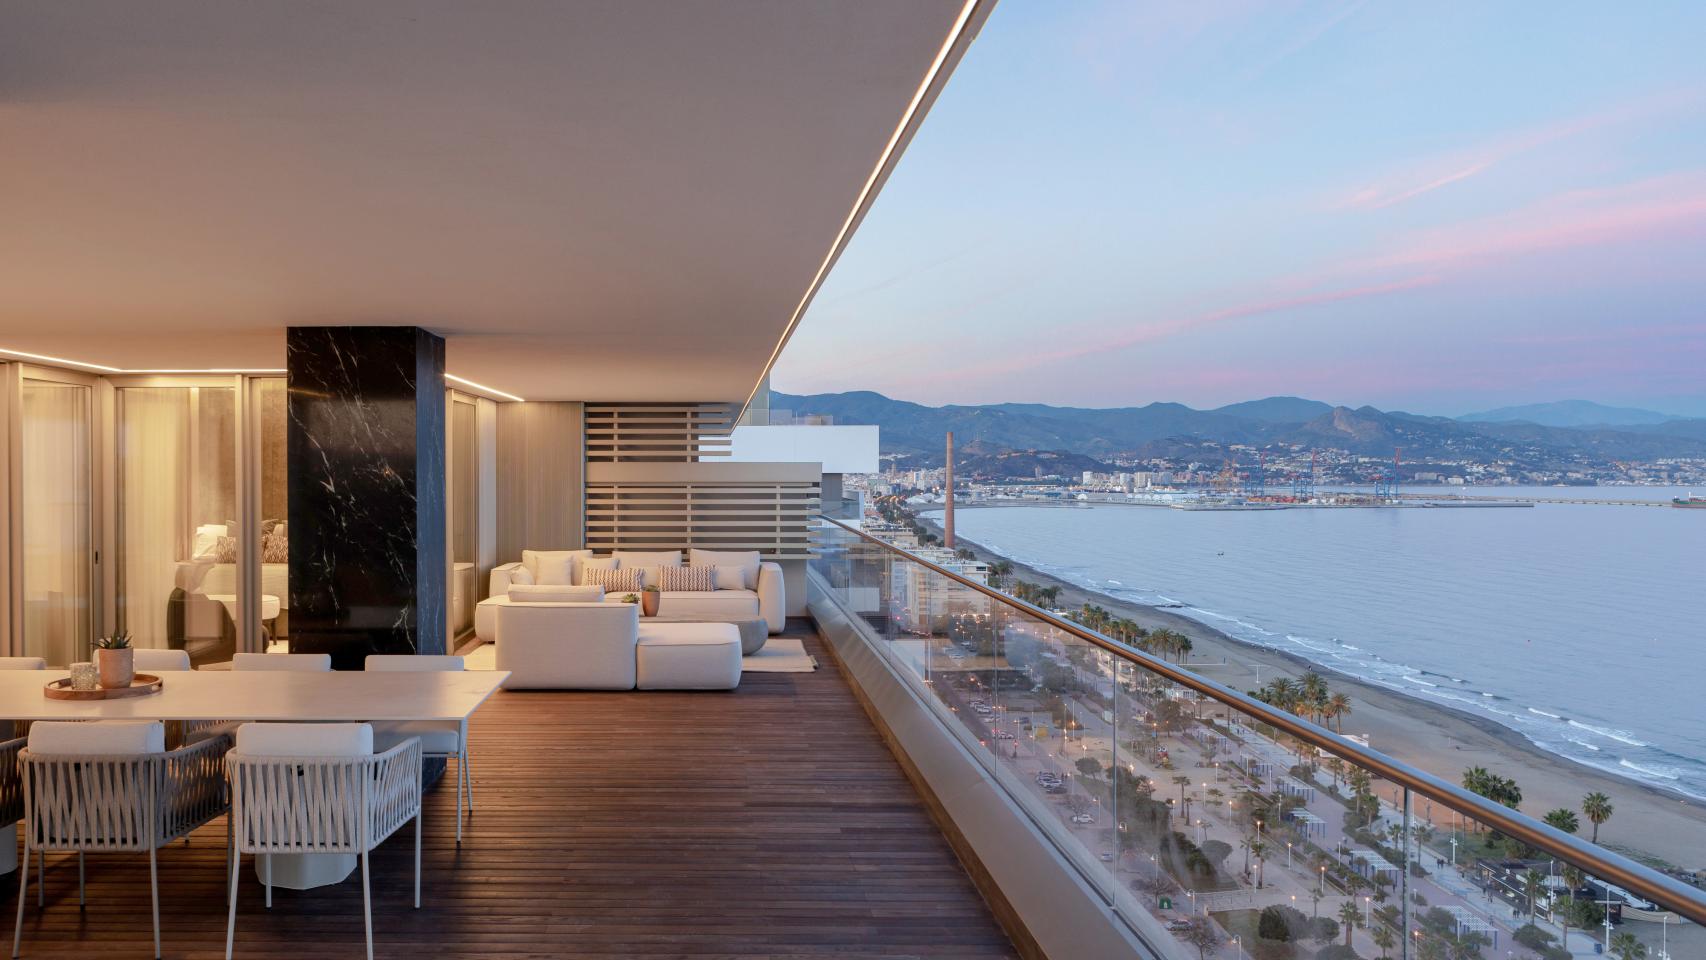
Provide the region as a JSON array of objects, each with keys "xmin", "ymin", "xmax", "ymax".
[
  {"xmin": 131, "ymin": 649, "xmax": 192, "ymax": 672},
  {"xmin": 188, "ymin": 652, "xmax": 333, "ymax": 744},
  {"xmin": 0, "ymin": 658, "xmax": 45, "ymax": 671},
  {"xmin": 364, "ymin": 655, "xmax": 474, "ymax": 842},
  {"xmin": 11, "ymin": 721, "xmax": 232, "ymax": 960},
  {"xmin": 0, "ymin": 736, "xmax": 21, "ymax": 867},
  {"xmin": 225, "ymin": 723, "xmax": 422, "ymax": 960}
]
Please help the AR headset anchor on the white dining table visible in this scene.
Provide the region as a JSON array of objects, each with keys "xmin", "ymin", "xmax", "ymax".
[
  {"xmin": 1, "ymin": 669, "xmax": 507, "ymax": 722},
  {"xmin": 1, "ymin": 667, "xmax": 509, "ymax": 886}
]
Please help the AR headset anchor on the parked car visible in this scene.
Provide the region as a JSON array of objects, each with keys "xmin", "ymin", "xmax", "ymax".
[
  {"xmin": 1165, "ymin": 919, "xmax": 1193, "ymax": 932},
  {"xmin": 1070, "ymin": 813, "xmax": 1095, "ymax": 824}
]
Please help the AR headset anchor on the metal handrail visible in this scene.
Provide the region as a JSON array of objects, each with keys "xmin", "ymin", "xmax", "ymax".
[{"xmin": 818, "ymin": 514, "xmax": 1706, "ymax": 925}]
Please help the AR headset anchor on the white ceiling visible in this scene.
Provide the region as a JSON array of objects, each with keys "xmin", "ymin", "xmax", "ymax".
[{"xmin": 0, "ymin": 0, "xmax": 982, "ymax": 401}]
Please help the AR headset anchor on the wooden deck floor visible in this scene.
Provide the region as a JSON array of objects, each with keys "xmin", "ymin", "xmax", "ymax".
[{"xmin": 5, "ymin": 624, "xmax": 1017, "ymax": 959}]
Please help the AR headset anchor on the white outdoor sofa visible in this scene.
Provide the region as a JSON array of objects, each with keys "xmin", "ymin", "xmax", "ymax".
[
  {"xmin": 495, "ymin": 602, "xmax": 741, "ymax": 691},
  {"xmin": 474, "ymin": 552, "xmax": 784, "ymax": 642}
]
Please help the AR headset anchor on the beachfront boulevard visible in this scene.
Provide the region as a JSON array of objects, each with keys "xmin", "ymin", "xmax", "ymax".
[{"xmin": 900, "ymin": 616, "xmax": 1685, "ymax": 960}]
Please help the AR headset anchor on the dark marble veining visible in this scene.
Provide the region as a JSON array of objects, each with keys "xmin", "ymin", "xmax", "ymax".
[{"xmin": 287, "ymin": 326, "xmax": 446, "ymax": 670}]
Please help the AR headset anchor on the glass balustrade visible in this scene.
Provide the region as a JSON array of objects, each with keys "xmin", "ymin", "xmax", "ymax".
[{"xmin": 812, "ymin": 517, "xmax": 1705, "ymax": 960}]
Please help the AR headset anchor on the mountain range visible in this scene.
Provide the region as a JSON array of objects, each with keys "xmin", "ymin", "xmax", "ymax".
[
  {"xmin": 1457, "ymin": 399, "xmax": 1683, "ymax": 427},
  {"xmin": 769, "ymin": 390, "xmax": 1706, "ymax": 468}
]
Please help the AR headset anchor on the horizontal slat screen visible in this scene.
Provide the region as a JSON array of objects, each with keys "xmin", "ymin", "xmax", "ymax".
[
  {"xmin": 585, "ymin": 402, "xmax": 737, "ymax": 462},
  {"xmin": 585, "ymin": 480, "xmax": 820, "ymax": 559}
]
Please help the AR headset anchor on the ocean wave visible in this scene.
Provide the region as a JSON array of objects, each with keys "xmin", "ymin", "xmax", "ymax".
[
  {"xmin": 1528, "ymin": 708, "xmax": 1562, "ymax": 720},
  {"xmin": 1620, "ymin": 759, "xmax": 1682, "ymax": 780},
  {"xmin": 1567, "ymin": 720, "xmax": 1649, "ymax": 747},
  {"xmin": 1565, "ymin": 737, "xmax": 1601, "ymax": 752}
]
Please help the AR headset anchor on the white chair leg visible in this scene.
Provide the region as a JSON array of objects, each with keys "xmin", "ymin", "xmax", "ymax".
[
  {"xmin": 225, "ymin": 850, "xmax": 240, "ymax": 960},
  {"xmin": 12, "ymin": 841, "xmax": 28, "ymax": 959},
  {"xmin": 149, "ymin": 846, "xmax": 161, "ymax": 959},
  {"xmin": 78, "ymin": 851, "xmax": 85, "ymax": 907},
  {"xmin": 414, "ymin": 812, "xmax": 422, "ymax": 909},
  {"xmin": 360, "ymin": 848, "xmax": 373, "ymax": 960},
  {"xmin": 263, "ymin": 854, "xmax": 271, "ymax": 909},
  {"xmin": 454, "ymin": 755, "xmax": 463, "ymax": 845}
]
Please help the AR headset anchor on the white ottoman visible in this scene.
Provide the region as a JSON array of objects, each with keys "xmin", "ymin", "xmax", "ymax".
[{"xmin": 636, "ymin": 622, "xmax": 742, "ymax": 690}]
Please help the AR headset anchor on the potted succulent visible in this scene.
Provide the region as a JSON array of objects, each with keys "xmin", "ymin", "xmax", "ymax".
[
  {"xmin": 640, "ymin": 583, "xmax": 661, "ymax": 618},
  {"xmin": 93, "ymin": 631, "xmax": 135, "ymax": 689},
  {"xmin": 620, "ymin": 593, "xmax": 640, "ymax": 606}
]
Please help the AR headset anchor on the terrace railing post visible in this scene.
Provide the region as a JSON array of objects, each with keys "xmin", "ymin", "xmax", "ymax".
[{"xmin": 1401, "ymin": 786, "xmax": 1412, "ymax": 960}]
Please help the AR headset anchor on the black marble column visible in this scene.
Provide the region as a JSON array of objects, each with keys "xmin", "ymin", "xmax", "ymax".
[{"xmin": 287, "ymin": 326, "xmax": 446, "ymax": 670}]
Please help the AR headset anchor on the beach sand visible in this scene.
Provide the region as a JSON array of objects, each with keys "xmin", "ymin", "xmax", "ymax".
[{"xmin": 927, "ymin": 519, "xmax": 1706, "ymax": 873}]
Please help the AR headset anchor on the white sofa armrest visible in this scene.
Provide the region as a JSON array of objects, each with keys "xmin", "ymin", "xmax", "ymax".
[
  {"xmin": 489, "ymin": 561, "xmax": 523, "ymax": 597},
  {"xmin": 757, "ymin": 561, "xmax": 785, "ymax": 635},
  {"xmin": 495, "ymin": 602, "xmax": 638, "ymax": 690}
]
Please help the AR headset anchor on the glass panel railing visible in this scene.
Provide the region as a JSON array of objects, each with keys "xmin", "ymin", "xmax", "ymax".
[{"xmin": 812, "ymin": 516, "xmax": 1706, "ymax": 960}]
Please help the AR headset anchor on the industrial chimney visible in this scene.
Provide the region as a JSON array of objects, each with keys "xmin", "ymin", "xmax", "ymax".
[{"xmin": 944, "ymin": 431, "xmax": 955, "ymax": 549}]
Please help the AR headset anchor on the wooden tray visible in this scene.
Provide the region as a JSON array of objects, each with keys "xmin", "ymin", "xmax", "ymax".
[{"xmin": 44, "ymin": 673, "xmax": 165, "ymax": 701}]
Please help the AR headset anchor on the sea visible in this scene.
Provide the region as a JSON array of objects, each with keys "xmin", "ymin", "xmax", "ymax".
[{"xmin": 926, "ymin": 487, "xmax": 1706, "ymax": 799}]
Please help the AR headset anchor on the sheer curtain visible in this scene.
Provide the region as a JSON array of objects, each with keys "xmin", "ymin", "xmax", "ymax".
[
  {"xmin": 118, "ymin": 389, "xmax": 189, "ymax": 649},
  {"xmin": 21, "ymin": 381, "xmax": 92, "ymax": 667}
]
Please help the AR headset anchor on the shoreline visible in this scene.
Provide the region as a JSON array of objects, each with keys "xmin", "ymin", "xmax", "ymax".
[{"xmin": 916, "ymin": 516, "xmax": 1706, "ymax": 872}]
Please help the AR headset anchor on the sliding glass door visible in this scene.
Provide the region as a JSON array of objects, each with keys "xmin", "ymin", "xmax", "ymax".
[
  {"xmin": 448, "ymin": 394, "xmax": 478, "ymax": 639},
  {"xmin": 115, "ymin": 384, "xmax": 239, "ymax": 666},
  {"xmin": 20, "ymin": 378, "xmax": 94, "ymax": 666}
]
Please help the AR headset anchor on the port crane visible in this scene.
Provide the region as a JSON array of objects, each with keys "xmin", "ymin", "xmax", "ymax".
[{"xmin": 1373, "ymin": 448, "xmax": 1402, "ymax": 500}]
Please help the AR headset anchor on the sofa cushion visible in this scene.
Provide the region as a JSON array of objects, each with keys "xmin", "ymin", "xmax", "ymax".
[
  {"xmin": 576, "ymin": 555, "xmax": 618, "ymax": 585},
  {"xmin": 584, "ymin": 566, "xmax": 643, "ymax": 593},
  {"xmin": 508, "ymin": 565, "xmax": 536, "ymax": 585},
  {"xmin": 689, "ymin": 549, "xmax": 761, "ymax": 589},
  {"xmin": 523, "ymin": 549, "xmax": 590, "ymax": 585},
  {"xmin": 614, "ymin": 550, "xmax": 682, "ymax": 569},
  {"xmin": 660, "ymin": 565, "xmax": 716, "ymax": 592},
  {"xmin": 711, "ymin": 565, "xmax": 745, "ymax": 591},
  {"xmin": 510, "ymin": 583, "xmax": 605, "ymax": 603},
  {"xmin": 656, "ymin": 590, "xmax": 760, "ymax": 622}
]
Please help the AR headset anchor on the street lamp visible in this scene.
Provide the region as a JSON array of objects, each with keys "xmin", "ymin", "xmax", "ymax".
[
  {"xmin": 1287, "ymin": 841, "xmax": 1293, "ymax": 868},
  {"xmin": 1319, "ymin": 864, "xmax": 1326, "ymax": 894}
]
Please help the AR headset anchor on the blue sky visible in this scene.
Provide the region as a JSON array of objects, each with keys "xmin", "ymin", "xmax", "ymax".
[{"xmin": 771, "ymin": 1, "xmax": 1706, "ymax": 417}]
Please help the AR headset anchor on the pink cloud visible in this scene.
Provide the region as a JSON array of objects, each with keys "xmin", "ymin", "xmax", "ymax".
[
  {"xmin": 933, "ymin": 273, "xmax": 1440, "ymax": 385},
  {"xmin": 1363, "ymin": 171, "xmax": 1706, "ymax": 272},
  {"xmin": 1339, "ymin": 87, "xmax": 1706, "ymax": 211}
]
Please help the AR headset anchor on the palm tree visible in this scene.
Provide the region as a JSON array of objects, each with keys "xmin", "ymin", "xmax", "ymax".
[
  {"xmin": 1337, "ymin": 900, "xmax": 1361, "ymax": 947},
  {"xmin": 1611, "ymin": 930, "xmax": 1648, "ymax": 960},
  {"xmin": 987, "ymin": 559, "xmax": 1012, "ymax": 589},
  {"xmin": 1371, "ymin": 924, "xmax": 1395, "ymax": 959},
  {"xmin": 1582, "ymin": 792, "xmax": 1614, "ymax": 844},
  {"xmin": 1559, "ymin": 865, "xmax": 1585, "ymax": 949},
  {"xmin": 1544, "ymin": 808, "xmax": 1580, "ymax": 834},
  {"xmin": 1300, "ymin": 672, "xmax": 1329, "ymax": 721},
  {"xmin": 1522, "ymin": 868, "xmax": 1545, "ymax": 924},
  {"xmin": 1327, "ymin": 692, "xmax": 1352, "ymax": 732}
]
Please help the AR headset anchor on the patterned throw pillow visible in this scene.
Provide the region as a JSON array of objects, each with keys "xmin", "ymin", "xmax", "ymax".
[
  {"xmin": 582, "ymin": 565, "xmax": 643, "ymax": 593},
  {"xmin": 261, "ymin": 524, "xmax": 289, "ymax": 563},
  {"xmin": 659, "ymin": 564, "xmax": 716, "ymax": 592},
  {"xmin": 214, "ymin": 535, "xmax": 240, "ymax": 564}
]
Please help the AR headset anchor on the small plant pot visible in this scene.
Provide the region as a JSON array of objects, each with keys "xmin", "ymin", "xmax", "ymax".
[
  {"xmin": 96, "ymin": 647, "xmax": 135, "ymax": 689},
  {"xmin": 641, "ymin": 591, "xmax": 660, "ymax": 618}
]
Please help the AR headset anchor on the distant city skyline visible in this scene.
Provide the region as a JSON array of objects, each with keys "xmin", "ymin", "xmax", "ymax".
[{"xmin": 771, "ymin": 1, "xmax": 1706, "ymax": 418}]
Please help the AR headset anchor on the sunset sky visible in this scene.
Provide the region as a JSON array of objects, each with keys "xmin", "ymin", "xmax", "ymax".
[{"xmin": 771, "ymin": 1, "xmax": 1706, "ymax": 417}]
